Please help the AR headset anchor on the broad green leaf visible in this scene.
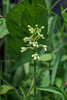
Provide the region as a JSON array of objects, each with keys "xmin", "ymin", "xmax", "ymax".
[
  {"xmin": 12, "ymin": 66, "xmax": 23, "ymax": 87},
  {"xmin": 51, "ymin": 43, "xmax": 66, "ymax": 85},
  {"xmin": 2, "ymin": 0, "xmax": 10, "ymax": 16},
  {"xmin": 24, "ymin": 62, "xmax": 29, "ymax": 75},
  {"xmin": 37, "ymin": 86, "xmax": 67, "ymax": 100},
  {"xmin": 6, "ymin": 0, "xmax": 48, "ymax": 65},
  {"xmin": 39, "ymin": 53, "xmax": 54, "ymax": 61},
  {"xmin": 0, "ymin": 85, "xmax": 13, "ymax": 95},
  {"xmin": 55, "ymin": 78, "xmax": 62, "ymax": 88},
  {"xmin": 61, "ymin": 55, "xmax": 67, "ymax": 62},
  {"xmin": 45, "ymin": 0, "xmax": 52, "ymax": 9},
  {"xmin": 41, "ymin": 70, "xmax": 50, "ymax": 87},
  {"xmin": 8, "ymin": 50, "xmax": 32, "ymax": 72},
  {"xmin": 0, "ymin": 18, "xmax": 9, "ymax": 38}
]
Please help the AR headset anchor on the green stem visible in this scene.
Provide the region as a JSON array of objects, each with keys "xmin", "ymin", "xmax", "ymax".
[
  {"xmin": 62, "ymin": 8, "xmax": 67, "ymax": 14},
  {"xmin": 34, "ymin": 60, "xmax": 36, "ymax": 100}
]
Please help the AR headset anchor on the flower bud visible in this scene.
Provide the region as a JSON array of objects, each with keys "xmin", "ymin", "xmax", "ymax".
[
  {"xmin": 41, "ymin": 26, "xmax": 44, "ymax": 29},
  {"xmin": 21, "ymin": 47, "xmax": 27, "ymax": 53},
  {"xmin": 35, "ymin": 24, "xmax": 38, "ymax": 27},
  {"xmin": 27, "ymin": 25, "xmax": 30, "ymax": 28}
]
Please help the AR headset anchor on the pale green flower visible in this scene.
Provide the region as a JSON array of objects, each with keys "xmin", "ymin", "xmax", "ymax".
[
  {"xmin": 35, "ymin": 24, "xmax": 38, "ymax": 27},
  {"xmin": 28, "ymin": 27, "xmax": 35, "ymax": 34},
  {"xmin": 27, "ymin": 25, "xmax": 30, "ymax": 28},
  {"xmin": 41, "ymin": 26, "xmax": 44, "ymax": 29},
  {"xmin": 32, "ymin": 53, "xmax": 39, "ymax": 60},
  {"xmin": 32, "ymin": 42, "xmax": 38, "ymax": 47},
  {"xmin": 23, "ymin": 37, "xmax": 30, "ymax": 42},
  {"xmin": 21, "ymin": 47, "xmax": 27, "ymax": 53},
  {"xmin": 42, "ymin": 45, "xmax": 47, "ymax": 51}
]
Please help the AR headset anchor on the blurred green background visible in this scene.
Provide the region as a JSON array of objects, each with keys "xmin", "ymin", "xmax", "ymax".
[{"xmin": 0, "ymin": 0, "xmax": 67, "ymax": 100}]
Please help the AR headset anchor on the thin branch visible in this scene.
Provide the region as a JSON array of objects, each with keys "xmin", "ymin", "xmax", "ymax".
[{"xmin": 34, "ymin": 60, "xmax": 36, "ymax": 100}]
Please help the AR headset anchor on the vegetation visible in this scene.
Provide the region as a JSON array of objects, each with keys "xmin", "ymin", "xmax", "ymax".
[{"xmin": 0, "ymin": 0, "xmax": 67, "ymax": 100}]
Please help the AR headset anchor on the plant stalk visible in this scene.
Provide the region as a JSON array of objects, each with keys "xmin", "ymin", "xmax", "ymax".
[{"xmin": 34, "ymin": 60, "xmax": 36, "ymax": 100}]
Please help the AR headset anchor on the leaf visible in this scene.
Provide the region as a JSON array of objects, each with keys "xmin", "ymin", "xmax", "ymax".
[
  {"xmin": 37, "ymin": 86, "xmax": 67, "ymax": 100},
  {"xmin": 6, "ymin": 0, "xmax": 48, "ymax": 65},
  {"xmin": 45, "ymin": 0, "xmax": 52, "ymax": 9},
  {"xmin": 37, "ymin": 3, "xmax": 62, "ymax": 20},
  {"xmin": 6, "ymin": 2, "xmax": 26, "ymax": 61},
  {"xmin": 48, "ymin": 16, "xmax": 57, "ymax": 46},
  {"xmin": 8, "ymin": 50, "xmax": 32, "ymax": 72},
  {"xmin": 0, "ymin": 18, "xmax": 9, "ymax": 38},
  {"xmin": 39, "ymin": 53, "xmax": 54, "ymax": 61},
  {"xmin": 12, "ymin": 66, "xmax": 23, "ymax": 87},
  {"xmin": 55, "ymin": 78, "xmax": 62, "ymax": 88},
  {"xmin": 2, "ymin": 0, "xmax": 10, "ymax": 16},
  {"xmin": 61, "ymin": 55, "xmax": 67, "ymax": 62},
  {"xmin": 41, "ymin": 70, "xmax": 50, "ymax": 87},
  {"xmin": 51, "ymin": 43, "xmax": 66, "ymax": 85},
  {"xmin": 0, "ymin": 85, "xmax": 13, "ymax": 95},
  {"xmin": 24, "ymin": 62, "xmax": 29, "ymax": 75}
]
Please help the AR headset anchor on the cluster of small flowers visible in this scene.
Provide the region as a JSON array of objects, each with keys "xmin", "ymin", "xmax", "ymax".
[
  {"xmin": 32, "ymin": 52, "xmax": 39, "ymax": 60},
  {"xmin": 29, "ymin": 41, "xmax": 38, "ymax": 47},
  {"xmin": 21, "ymin": 24, "xmax": 47, "ymax": 60}
]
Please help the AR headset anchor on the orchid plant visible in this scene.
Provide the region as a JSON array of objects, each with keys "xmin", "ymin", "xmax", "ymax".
[
  {"xmin": 21, "ymin": 24, "xmax": 47, "ymax": 60},
  {"xmin": 21, "ymin": 24, "xmax": 47, "ymax": 100}
]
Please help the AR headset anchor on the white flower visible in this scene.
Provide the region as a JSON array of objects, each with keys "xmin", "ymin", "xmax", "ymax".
[
  {"xmin": 23, "ymin": 37, "xmax": 30, "ymax": 42},
  {"xmin": 21, "ymin": 47, "xmax": 27, "ymax": 53},
  {"xmin": 41, "ymin": 26, "xmax": 44, "ymax": 29},
  {"xmin": 29, "ymin": 41, "xmax": 38, "ymax": 47},
  {"xmin": 43, "ymin": 45, "xmax": 47, "ymax": 48},
  {"xmin": 44, "ymin": 48, "xmax": 47, "ymax": 51},
  {"xmin": 35, "ymin": 24, "xmax": 38, "ymax": 27},
  {"xmin": 27, "ymin": 25, "xmax": 30, "ymax": 28},
  {"xmin": 34, "ymin": 56, "xmax": 37, "ymax": 60},
  {"xmin": 38, "ymin": 32, "xmax": 40, "ymax": 35},
  {"xmin": 32, "ymin": 53, "xmax": 39, "ymax": 60},
  {"xmin": 32, "ymin": 42, "xmax": 38, "ymax": 47},
  {"xmin": 29, "ymin": 29, "xmax": 31, "ymax": 31},
  {"xmin": 30, "ymin": 30, "xmax": 34, "ymax": 33},
  {"xmin": 29, "ymin": 28, "xmax": 35, "ymax": 33},
  {"xmin": 36, "ymin": 44, "xmax": 39, "ymax": 47},
  {"xmin": 43, "ymin": 45, "xmax": 47, "ymax": 51},
  {"xmin": 40, "ymin": 34, "xmax": 44, "ymax": 39},
  {"xmin": 37, "ymin": 29, "xmax": 41, "ymax": 34},
  {"xmin": 38, "ymin": 56, "xmax": 40, "ymax": 59},
  {"xmin": 29, "ymin": 41, "xmax": 32, "ymax": 44}
]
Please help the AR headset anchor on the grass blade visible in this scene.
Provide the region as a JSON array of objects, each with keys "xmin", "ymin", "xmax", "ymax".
[
  {"xmin": 37, "ymin": 86, "xmax": 67, "ymax": 100},
  {"xmin": 51, "ymin": 43, "xmax": 66, "ymax": 85}
]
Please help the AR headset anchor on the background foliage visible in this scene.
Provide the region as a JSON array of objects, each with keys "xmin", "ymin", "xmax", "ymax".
[{"xmin": 0, "ymin": 0, "xmax": 67, "ymax": 100}]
